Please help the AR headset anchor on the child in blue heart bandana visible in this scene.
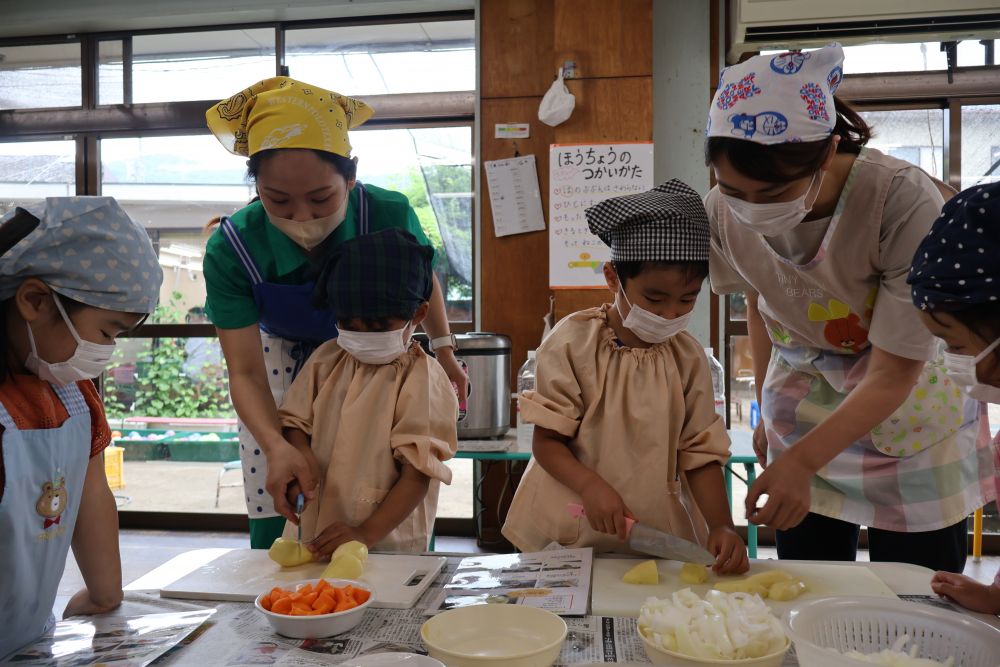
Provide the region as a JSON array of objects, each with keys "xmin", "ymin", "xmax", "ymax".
[{"xmin": 0, "ymin": 197, "xmax": 163, "ymax": 659}]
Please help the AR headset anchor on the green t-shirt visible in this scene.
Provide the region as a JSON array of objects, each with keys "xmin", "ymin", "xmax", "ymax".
[{"xmin": 204, "ymin": 183, "xmax": 433, "ymax": 329}]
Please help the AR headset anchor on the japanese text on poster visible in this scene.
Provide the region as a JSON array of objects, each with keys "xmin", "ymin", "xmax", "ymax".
[{"xmin": 549, "ymin": 143, "xmax": 653, "ymax": 289}]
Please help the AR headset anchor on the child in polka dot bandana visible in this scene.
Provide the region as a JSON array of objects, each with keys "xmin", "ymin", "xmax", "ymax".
[
  {"xmin": 909, "ymin": 181, "xmax": 1000, "ymax": 615},
  {"xmin": 0, "ymin": 197, "xmax": 163, "ymax": 659}
]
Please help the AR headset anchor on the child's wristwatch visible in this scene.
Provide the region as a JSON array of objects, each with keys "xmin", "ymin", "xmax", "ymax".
[{"xmin": 429, "ymin": 334, "xmax": 457, "ymax": 351}]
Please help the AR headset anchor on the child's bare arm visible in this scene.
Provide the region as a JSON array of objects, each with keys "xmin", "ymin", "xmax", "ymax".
[
  {"xmin": 533, "ymin": 425, "xmax": 632, "ymax": 540},
  {"xmin": 686, "ymin": 463, "xmax": 748, "ymax": 574},
  {"xmin": 64, "ymin": 454, "xmax": 123, "ymax": 617},
  {"xmin": 308, "ymin": 464, "xmax": 431, "ymax": 556}
]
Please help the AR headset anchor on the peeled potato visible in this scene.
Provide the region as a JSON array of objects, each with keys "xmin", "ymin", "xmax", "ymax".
[
  {"xmin": 332, "ymin": 540, "xmax": 369, "ymax": 564},
  {"xmin": 713, "ymin": 579, "xmax": 769, "ymax": 597},
  {"xmin": 622, "ymin": 559, "xmax": 659, "ymax": 585},
  {"xmin": 679, "ymin": 563, "xmax": 710, "ymax": 584},
  {"xmin": 745, "ymin": 570, "xmax": 794, "ymax": 589},
  {"xmin": 322, "ymin": 553, "xmax": 365, "ymax": 580},
  {"xmin": 768, "ymin": 579, "xmax": 807, "ymax": 601},
  {"xmin": 268, "ymin": 537, "xmax": 313, "ymax": 568}
]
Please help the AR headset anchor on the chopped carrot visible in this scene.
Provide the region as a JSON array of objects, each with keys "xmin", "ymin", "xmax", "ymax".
[
  {"xmin": 335, "ymin": 597, "xmax": 359, "ymax": 613},
  {"xmin": 271, "ymin": 597, "xmax": 293, "ymax": 614},
  {"xmin": 313, "ymin": 598, "xmax": 335, "ymax": 614},
  {"xmin": 264, "ymin": 582, "xmax": 368, "ymax": 616}
]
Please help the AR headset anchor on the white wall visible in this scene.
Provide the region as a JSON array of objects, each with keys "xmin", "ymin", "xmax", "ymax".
[{"xmin": 652, "ymin": 0, "xmax": 717, "ymax": 350}]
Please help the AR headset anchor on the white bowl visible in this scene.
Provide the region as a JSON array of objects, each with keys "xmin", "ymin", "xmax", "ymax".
[
  {"xmin": 254, "ymin": 578, "xmax": 374, "ymax": 639},
  {"xmin": 639, "ymin": 626, "xmax": 791, "ymax": 667},
  {"xmin": 341, "ymin": 654, "xmax": 444, "ymax": 667},
  {"xmin": 784, "ymin": 596, "xmax": 1000, "ymax": 667},
  {"xmin": 421, "ymin": 604, "xmax": 567, "ymax": 667}
]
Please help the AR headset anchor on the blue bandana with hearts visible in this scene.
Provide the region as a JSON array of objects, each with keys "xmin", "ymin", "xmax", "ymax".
[{"xmin": 707, "ymin": 43, "xmax": 844, "ymax": 145}]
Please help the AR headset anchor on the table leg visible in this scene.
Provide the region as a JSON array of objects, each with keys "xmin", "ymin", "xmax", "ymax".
[
  {"xmin": 744, "ymin": 463, "xmax": 757, "ymax": 559},
  {"xmin": 724, "ymin": 464, "xmax": 733, "ymax": 504}
]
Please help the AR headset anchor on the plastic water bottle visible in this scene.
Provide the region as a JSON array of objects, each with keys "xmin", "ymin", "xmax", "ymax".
[
  {"xmin": 704, "ymin": 348, "xmax": 727, "ymax": 420},
  {"xmin": 516, "ymin": 351, "xmax": 537, "ymax": 449}
]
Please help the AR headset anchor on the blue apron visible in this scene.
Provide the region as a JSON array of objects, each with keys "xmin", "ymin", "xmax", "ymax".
[
  {"xmin": 219, "ymin": 185, "xmax": 369, "ymax": 520},
  {"xmin": 0, "ymin": 381, "xmax": 91, "ymax": 660}
]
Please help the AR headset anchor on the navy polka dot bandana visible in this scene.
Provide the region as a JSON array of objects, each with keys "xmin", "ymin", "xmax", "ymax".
[{"xmin": 908, "ymin": 181, "xmax": 1000, "ymax": 311}]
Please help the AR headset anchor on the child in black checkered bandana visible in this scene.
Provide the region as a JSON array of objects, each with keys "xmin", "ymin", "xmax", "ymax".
[{"xmin": 502, "ymin": 180, "xmax": 747, "ymax": 573}]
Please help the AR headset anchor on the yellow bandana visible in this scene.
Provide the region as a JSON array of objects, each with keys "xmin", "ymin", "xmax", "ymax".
[{"xmin": 206, "ymin": 76, "xmax": 374, "ymax": 157}]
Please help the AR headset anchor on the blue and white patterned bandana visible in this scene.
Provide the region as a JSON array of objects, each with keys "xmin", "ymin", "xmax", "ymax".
[
  {"xmin": 908, "ymin": 182, "xmax": 1000, "ymax": 311},
  {"xmin": 0, "ymin": 197, "xmax": 163, "ymax": 313},
  {"xmin": 707, "ymin": 43, "xmax": 844, "ymax": 145}
]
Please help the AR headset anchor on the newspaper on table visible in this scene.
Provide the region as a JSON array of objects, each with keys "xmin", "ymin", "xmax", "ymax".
[
  {"xmin": 424, "ymin": 548, "xmax": 593, "ymax": 616},
  {"xmin": 4, "ymin": 605, "xmax": 214, "ymax": 667}
]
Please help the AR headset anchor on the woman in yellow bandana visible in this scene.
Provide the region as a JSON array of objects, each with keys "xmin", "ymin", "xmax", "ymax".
[{"xmin": 202, "ymin": 77, "xmax": 466, "ymax": 548}]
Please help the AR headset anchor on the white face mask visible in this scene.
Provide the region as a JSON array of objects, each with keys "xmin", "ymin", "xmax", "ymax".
[
  {"xmin": 266, "ymin": 191, "xmax": 349, "ymax": 250},
  {"xmin": 617, "ymin": 288, "xmax": 692, "ymax": 344},
  {"xmin": 25, "ymin": 292, "xmax": 117, "ymax": 386},
  {"xmin": 338, "ymin": 322, "xmax": 413, "ymax": 365},
  {"xmin": 722, "ymin": 172, "xmax": 824, "ymax": 237},
  {"xmin": 942, "ymin": 337, "xmax": 1000, "ymax": 404}
]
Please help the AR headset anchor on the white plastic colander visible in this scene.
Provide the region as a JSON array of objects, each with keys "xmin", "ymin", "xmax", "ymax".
[{"xmin": 784, "ymin": 597, "xmax": 1000, "ymax": 667}]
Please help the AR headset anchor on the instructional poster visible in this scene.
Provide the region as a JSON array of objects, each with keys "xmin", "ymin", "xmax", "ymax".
[
  {"xmin": 427, "ymin": 548, "xmax": 593, "ymax": 616},
  {"xmin": 549, "ymin": 142, "xmax": 654, "ymax": 289}
]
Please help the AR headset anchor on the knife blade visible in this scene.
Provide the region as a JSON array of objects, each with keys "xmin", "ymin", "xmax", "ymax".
[
  {"xmin": 566, "ymin": 503, "xmax": 715, "ymax": 565},
  {"xmin": 627, "ymin": 522, "xmax": 715, "ymax": 565},
  {"xmin": 295, "ymin": 493, "xmax": 304, "ymax": 544}
]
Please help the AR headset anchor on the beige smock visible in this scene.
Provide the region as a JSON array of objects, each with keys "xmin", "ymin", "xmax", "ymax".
[
  {"xmin": 708, "ymin": 147, "xmax": 993, "ymax": 532},
  {"xmin": 278, "ymin": 341, "xmax": 458, "ymax": 553},
  {"xmin": 501, "ymin": 305, "xmax": 731, "ymax": 553}
]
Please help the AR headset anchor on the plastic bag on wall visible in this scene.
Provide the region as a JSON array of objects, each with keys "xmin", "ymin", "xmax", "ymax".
[{"xmin": 538, "ymin": 68, "xmax": 575, "ymax": 127}]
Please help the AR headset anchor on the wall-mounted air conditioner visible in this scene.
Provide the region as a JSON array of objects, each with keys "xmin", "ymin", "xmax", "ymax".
[{"xmin": 728, "ymin": 0, "xmax": 1000, "ymax": 63}]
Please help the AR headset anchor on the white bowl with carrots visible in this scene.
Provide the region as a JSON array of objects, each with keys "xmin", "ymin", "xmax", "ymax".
[{"xmin": 255, "ymin": 578, "xmax": 375, "ymax": 639}]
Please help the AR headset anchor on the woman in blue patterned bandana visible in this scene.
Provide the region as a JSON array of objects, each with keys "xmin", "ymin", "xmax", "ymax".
[
  {"xmin": 909, "ymin": 182, "xmax": 1000, "ymax": 615},
  {"xmin": 704, "ymin": 43, "xmax": 990, "ymax": 572},
  {"xmin": 0, "ymin": 197, "xmax": 163, "ymax": 660}
]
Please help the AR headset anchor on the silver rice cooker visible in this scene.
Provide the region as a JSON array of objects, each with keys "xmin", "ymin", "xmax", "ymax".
[
  {"xmin": 414, "ymin": 332, "xmax": 511, "ymax": 438},
  {"xmin": 454, "ymin": 333, "xmax": 511, "ymax": 439}
]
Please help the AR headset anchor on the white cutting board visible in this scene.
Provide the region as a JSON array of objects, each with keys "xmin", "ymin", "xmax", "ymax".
[
  {"xmin": 592, "ymin": 559, "xmax": 897, "ymax": 618},
  {"xmin": 160, "ymin": 549, "xmax": 445, "ymax": 609}
]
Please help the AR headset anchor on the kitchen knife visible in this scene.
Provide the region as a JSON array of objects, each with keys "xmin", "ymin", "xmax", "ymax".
[
  {"xmin": 567, "ymin": 503, "xmax": 715, "ymax": 565},
  {"xmin": 295, "ymin": 493, "xmax": 304, "ymax": 544}
]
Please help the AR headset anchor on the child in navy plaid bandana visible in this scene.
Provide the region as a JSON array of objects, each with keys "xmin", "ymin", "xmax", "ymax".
[
  {"xmin": 502, "ymin": 180, "xmax": 747, "ymax": 574},
  {"xmin": 276, "ymin": 228, "xmax": 457, "ymax": 557}
]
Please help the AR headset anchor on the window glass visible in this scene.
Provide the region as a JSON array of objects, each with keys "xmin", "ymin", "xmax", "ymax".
[
  {"xmin": 121, "ymin": 29, "xmax": 276, "ymax": 103},
  {"xmin": 285, "ymin": 20, "xmax": 474, "ymax": 95},
  {"xmin": 350, "ymin": 126, "xmax": 473, "ymax": 321},
  {"xmin": 961, "ymin": 104, "xmax": 1000, "ymax": 189},
  {"xmin": 0, "ymin": 42, "xmax": 81, "ymax": 109},
  {"xmin": 859, "ymin": 109, "xmax": 944, "ymax": 179},
  {"xmin": 98, "ymin": 40, "xmax": 124, "ymax": 105},
  {"xmin": 0, "ymin": 140, "xmax": 76, "ymax": 215}
]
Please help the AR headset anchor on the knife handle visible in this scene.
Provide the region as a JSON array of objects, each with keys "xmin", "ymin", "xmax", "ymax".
[{"xmin": 566, "ymin": 503, "xmax": 636, "ymax": 535}]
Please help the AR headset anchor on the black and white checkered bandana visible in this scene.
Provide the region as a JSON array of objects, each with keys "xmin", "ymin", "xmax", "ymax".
[{"xmin": 585, "ymin": 179, "xmax": 710, "ymax": 263}]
